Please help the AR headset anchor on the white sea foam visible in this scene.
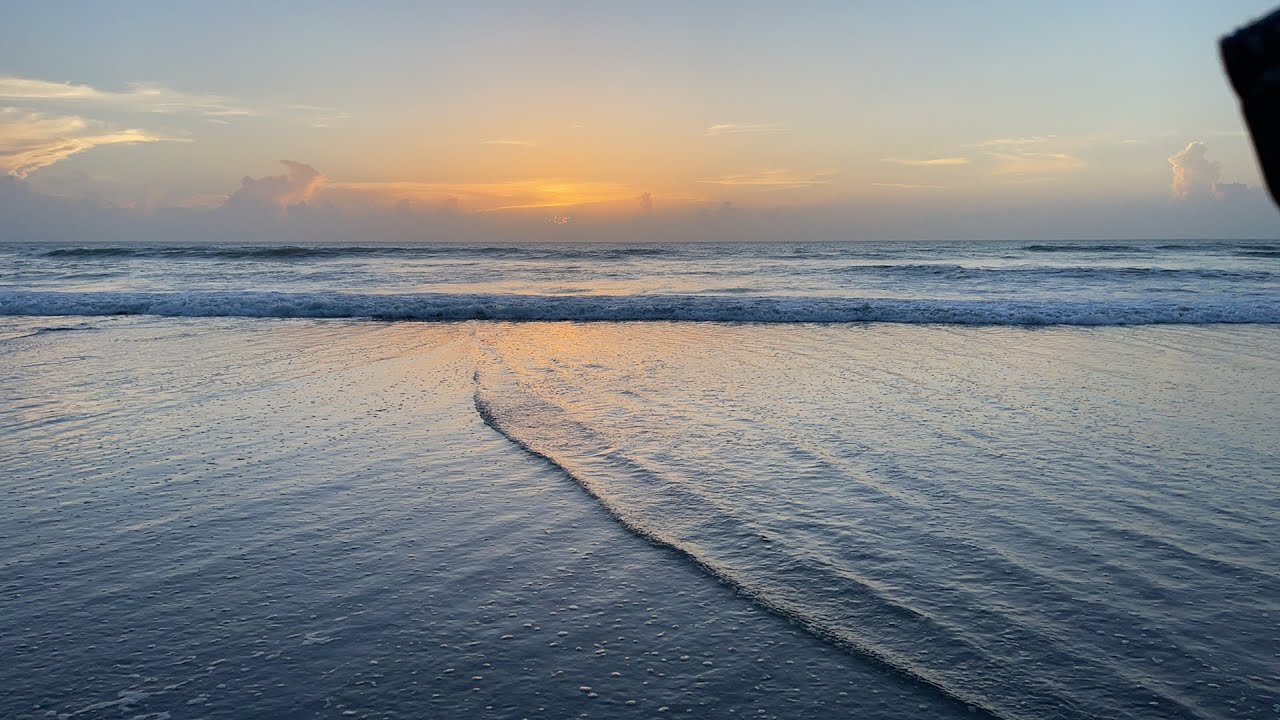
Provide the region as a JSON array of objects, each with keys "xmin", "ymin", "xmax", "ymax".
[{"xmin": 1, "ymin": 290, "xmax": 1276, "ymax": 325}]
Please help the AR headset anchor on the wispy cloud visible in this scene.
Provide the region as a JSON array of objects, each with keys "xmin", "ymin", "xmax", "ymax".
[
  {"xmin": 940, "ymin": 133, "xmax": 1098, "ymax": 177},
  {"xmin": 0, "ymin": 108, "xmax": 179, "ymax": 178},
  {"xmin": 324, "ymin": 178, "xmax": 639, "ymax": 212},
  {"xmin": 477, "ymin": 180, "xmax": 633, "ymax": 210},
  {"xmin": 704, "ymin": 122, "xmax": 787, "ymax": 137},
  {"xmin": 988, "ymin": 150, "xmax": 1085, "ymax": 176},
  {"xmin": 972, "ymin": 135, "xmax": 1056, "ymax": 148},
  {"xmin": 699, "ymin": 168, "xmax": 835, "ymax": 189},
  {"xmin": 871, "ymin": 182, "xmax": 946, "ymax": 190},
  {"xmin": 0, "ymin": 75, "xmax": 255, "ymax": 120},
  {"xmin": 482, "ymin": 138, "xmax": 537, "ymax": 147},
  {"xmin": 0, "ymin": 75, "xmax": 348, "ymax": 127},
  {"xmin": 880, "ymin": 156, "xmax": 969, "ymax": 167},
  {"xmin": 0, "ymin": 77, "xmax": 105, "ymax": 100},
  {"xmin": 285, "ymin": 104, "xmax": 352, "ymax": 128}
]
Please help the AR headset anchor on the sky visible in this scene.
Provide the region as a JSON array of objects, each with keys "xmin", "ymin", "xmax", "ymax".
[{"xmin": 1, "ymin": 0, "xmax": 1278, "ymax": 242}]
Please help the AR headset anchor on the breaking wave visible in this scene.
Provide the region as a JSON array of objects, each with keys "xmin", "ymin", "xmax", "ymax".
[
  {"xmin": 1, "ymin": 290, "xmax": 1277, "ymax": 325},
  {"xmin": 39, "ymin": 244, "xmax": 676, "ymax": 261}
]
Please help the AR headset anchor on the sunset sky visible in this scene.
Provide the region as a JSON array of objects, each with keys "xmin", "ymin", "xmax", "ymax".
[{"xmin": 1, "ymin": 1, "xmax": 1278, "ymax": 241}]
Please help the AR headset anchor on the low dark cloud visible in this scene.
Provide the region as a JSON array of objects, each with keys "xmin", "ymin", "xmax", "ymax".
[
  {"xmin": 222, "ymin": 160, "xmax": 324, "ymax": 215},
  {"xmin": 2, "ymin": 158, "xmax": 1276, "ymax": 245}
]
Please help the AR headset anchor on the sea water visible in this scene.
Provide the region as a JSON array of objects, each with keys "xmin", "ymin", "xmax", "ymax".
[
  {"xmin": 1, "ymin": 240, "xmax": 1278, "ymax": 323},
  {"xmin": 1, "ymin": 240, "xmax": 1277, "ymax": 720}
]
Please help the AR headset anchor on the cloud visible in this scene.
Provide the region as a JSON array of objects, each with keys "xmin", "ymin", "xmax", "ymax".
[
  {"xmin": 0, "ymin": 75, "xmax": 347, "ymax": 127},
  {"xmin": 482, "ymin": 138, "xmax": 536, "ymax": 147},
  {"xmin": 5, "ymin": 158, "xmax": 1279, "ymax": 245},
  {"xmin": 174, "ymin": 192, "xmax": 231, "ymax": 209},
  {"xmin": 285, "ymin": 104, "xmax": 351, "ymax": 128},
  {"xmin": 1215, "ymin": 181, "xmax": 1251, "ymax": 200},
  {"xmin": 699, "ymin": 168, "xmax": 836, "ymax": 189},
  {"xmin": 989, "ymin": 150, "xmax": 1084, "ymax": 176},
  {"xmin": 881, "ymin": 157, "xmax": 969, "ymax": 166},
  {"xmin": 467, "ymin": 180, "xmax": 636, "ymax": 211},
  {"xmin": 0, "ymin": 75, "xmax": 255, "ymax": 119},
  {"xmin": 704, "ymin": 122, "xmax": 787, "ymax": 136},
  {"xmin": 222, "ymin": 160, "xmax": 325, "ymax": 213},
  {"xmin": 0, "ymin": 76, "xmax": 105, "ymax": 100},
  {"xmin": 0, "ymin": 108, "xmax": 176, "ymax": 177},
  {"xmin": 973, "ymin": 135, "xmax": 1056, "ymax": 147},
  {"xmin": 1168, "ymin": 141, "xmax": 1221, "ymax": 200},
  {"xmin": 323, "ymin": 178, "xmax": 641, "ymax": 212},
  {"xmin": 871, "ymin": 182, "xmax": 946, "ymax": 190}
]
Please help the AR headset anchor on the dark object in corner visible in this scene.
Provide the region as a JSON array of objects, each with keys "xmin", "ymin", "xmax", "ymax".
[{"xmin": 1222, "ymin": 7, "xmax": 1280, "ymax": 207}]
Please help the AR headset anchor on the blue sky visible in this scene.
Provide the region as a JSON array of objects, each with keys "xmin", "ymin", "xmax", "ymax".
[{"xmin": 1, "ymin": 1, "xmax": 1277, "ymax": 240}]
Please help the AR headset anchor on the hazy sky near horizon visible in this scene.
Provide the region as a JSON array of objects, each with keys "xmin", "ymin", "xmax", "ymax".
[{"xmin": 1, "ymin": 1, "xmax": 1278, "ymax": 241}]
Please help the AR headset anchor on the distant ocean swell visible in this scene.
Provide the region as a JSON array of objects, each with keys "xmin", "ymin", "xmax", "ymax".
[
  {"xmin": 37, "ymin": 245, "xmax": 674, "ymax": 261},
  {"xmin": 820, "ymin": 264, "xmax": 1274, "ymax": 281},
  {"xmin": 31, "ymin": 242, "xmax": 1280, "ymax": 261},
  {"xmin": 1, "ymin": 291, "xmax": 1277, "ymax": 325}
]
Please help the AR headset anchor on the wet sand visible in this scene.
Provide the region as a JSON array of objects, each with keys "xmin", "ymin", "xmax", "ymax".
[{"xmin": 0, "ymin": 317, "xmax": 968, "ymax": 719}]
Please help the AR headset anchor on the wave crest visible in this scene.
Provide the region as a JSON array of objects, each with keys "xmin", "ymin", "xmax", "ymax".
[
  {"xmin": 40, "ymin": 244, "xmax": 677, "ymax": 261},
  {"xmin": 1, "ymin": 290, "xmax": 1276, "ymax": 325}
]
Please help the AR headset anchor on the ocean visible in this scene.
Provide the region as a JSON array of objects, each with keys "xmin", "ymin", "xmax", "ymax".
[{"xmin": 1, "ymin": 239, "xmax": 1277, "ymax": 720}]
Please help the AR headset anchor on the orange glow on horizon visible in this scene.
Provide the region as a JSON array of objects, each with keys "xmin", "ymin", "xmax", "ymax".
[{"xmin": 321, "ymin": 178, "xmax": 707, "ymax": 215}]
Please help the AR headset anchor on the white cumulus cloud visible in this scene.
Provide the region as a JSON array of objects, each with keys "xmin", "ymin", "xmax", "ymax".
[{"xmin": 1168, "ymin": 141, "xmax": 1221, "ymax": 200}]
